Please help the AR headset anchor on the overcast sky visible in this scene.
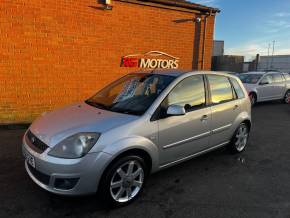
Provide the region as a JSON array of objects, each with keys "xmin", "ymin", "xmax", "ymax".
[{"xmin": 194, "ymin": 0, "xmax": 290, "ymax": 60}]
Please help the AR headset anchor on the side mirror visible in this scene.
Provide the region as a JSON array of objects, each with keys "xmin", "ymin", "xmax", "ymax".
[
  {"xmin": 259, "ymin": 81, "xmax": 269, "ymax": 85},
  {"xmin": 167, "ymin": 105, "xmax": 186, "ymax": 116}
]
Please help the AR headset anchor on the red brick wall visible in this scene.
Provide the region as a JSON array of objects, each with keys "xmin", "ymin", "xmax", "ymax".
[{"xmin": 0, "ymin": 0, "xmax": 216, "ymax": 123}]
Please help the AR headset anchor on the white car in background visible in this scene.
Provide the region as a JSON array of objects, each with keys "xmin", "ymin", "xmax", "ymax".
[{"xmin": 239, "ymin": 71, "xmax": 290, "ymax": 105}]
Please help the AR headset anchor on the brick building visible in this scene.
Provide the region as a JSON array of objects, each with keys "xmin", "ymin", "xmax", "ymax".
[{"xmin": 0, "ymin": 0, "xmax": 219, "ymax": 124}]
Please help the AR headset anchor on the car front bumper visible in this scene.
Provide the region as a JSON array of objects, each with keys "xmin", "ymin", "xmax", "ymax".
[{"xmin": 22, "ymin": 138, "xmax": 112, "ymax": 196}]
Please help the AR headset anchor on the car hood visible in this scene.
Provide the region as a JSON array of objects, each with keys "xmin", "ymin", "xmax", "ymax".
[{"xmin": 29, "ymin": 102, "xmax": 139, "ymax": 146}]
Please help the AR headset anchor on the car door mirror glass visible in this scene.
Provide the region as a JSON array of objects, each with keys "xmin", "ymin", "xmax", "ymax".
[{"xmin": 167, "ymin": 105, "xmax": 186, "ymax": 116}]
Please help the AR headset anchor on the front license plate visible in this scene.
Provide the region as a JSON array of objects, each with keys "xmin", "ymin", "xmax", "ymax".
[{"xmin": 24, "ymin": 150, "xmax": 35, "ymax": 168}]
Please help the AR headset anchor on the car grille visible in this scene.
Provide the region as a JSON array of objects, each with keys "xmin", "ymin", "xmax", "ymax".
[
  {"xmin": 26, "ymin": 130, "xmax": 49, "ymax": 153},
  {"xmin": 27, "ymin": 164, "xmax": 50, "ymax": 185}
]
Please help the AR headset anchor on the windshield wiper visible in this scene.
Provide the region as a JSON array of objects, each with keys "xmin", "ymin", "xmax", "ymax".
[
  {"xmin": 110, "ymin": 107, "xmax": 141, "ymax": 116},
  {"xmin": 85, "ymin": 100, "xmax": 109, "ymax": 110}
]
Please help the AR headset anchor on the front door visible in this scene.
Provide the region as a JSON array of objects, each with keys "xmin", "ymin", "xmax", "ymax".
[{"xmin": 157, "ymin": 75, "xmax": 211, "ymax": 165}]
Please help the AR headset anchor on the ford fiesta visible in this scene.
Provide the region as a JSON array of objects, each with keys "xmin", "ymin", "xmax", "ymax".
[{"xmin": 22, "ymin": 70, "xmax": 251, "ymax": 207}]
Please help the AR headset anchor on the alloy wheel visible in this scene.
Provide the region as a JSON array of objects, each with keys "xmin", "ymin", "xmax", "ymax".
[
  {"xmin": 285, "ymin": 92, "xmax": 290, "ymax": 104},
  {"xmin": 110, "ymin": 160, "xmax": 144, "ymax": 203},
  {"xmin": 235, "ymin": 124, "xmax": 249, "ymax": 152}
]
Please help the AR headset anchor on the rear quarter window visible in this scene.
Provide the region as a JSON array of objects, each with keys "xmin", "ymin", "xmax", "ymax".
[
  {"xmin": 283, "ymin": 74, "xmax": 290, "ymax": 81},
  {"xmin": 230, "ymin": 78, "xmax": 245, "ymax": 99}
]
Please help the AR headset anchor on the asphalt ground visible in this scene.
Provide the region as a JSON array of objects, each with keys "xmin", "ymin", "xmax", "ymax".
[{"xmin": 0, "ymin": 101, "xmax": 290, "ymax": 218}]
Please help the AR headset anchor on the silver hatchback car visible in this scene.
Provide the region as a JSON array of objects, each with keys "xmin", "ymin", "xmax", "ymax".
[
  {"xmin": 22, "ymin": 70, "xmax": 251, "ymax": 206},
  {"xmin": 239, "ymin": 71, "xmax": 290, "ymax": 106}
]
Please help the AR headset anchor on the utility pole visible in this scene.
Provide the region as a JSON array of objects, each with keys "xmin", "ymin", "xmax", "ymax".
[
  {"xmin": 266, "ymin": 43, "xmax": 271, "ymax": 70},
  {"xmin": 270, "ymin": 40, "xmax": 276, "ymax": 70}
]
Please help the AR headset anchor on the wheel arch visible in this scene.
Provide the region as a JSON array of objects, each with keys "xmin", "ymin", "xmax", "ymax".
[
  {"xmin": 248, "ymin": 91, "xmax": 257, "ymax": 99},
  {"xmin": 283, "ymin": 89, "xmax": 290, "ymax": 103},
  {"xmin": 242, "ymin": 119, "xmax": 252, "ymax": 131},
  {"xmin": 106, "ymin": 148, "xmax": 153, "ymax": 173},
  {"xmin": 231, "ymin": 111, "xmax": 252, "ymax": 136},
  {"xmin": 97, "ymin": 147, "xmax": 154, "ymax": 194}
]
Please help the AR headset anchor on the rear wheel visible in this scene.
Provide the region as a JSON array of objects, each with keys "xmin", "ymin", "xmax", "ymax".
[
  {"xmin": 228, "ymin": 123, "xmax": 250, "ymax": 153},
  {"xmin": 284, "ymin": 90, "xmax": 290, "ymax": 104},
  {"xmin": 249, "ymin": 92, "xmax": 257, "ymax": 106},
  {"xmin": 99, "ymin": 155, "xmax": 148, "ymax": 207}
]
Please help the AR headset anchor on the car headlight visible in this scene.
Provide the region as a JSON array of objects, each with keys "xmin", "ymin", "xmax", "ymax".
[{"xmin": 48, "ymin": 133, "xmax": 100, "ymax": 159}]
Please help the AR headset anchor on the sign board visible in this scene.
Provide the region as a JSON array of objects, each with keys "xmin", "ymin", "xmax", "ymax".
[{"xmin": 121, "ymin": 51, "xmax": 179, "ymax": 69}]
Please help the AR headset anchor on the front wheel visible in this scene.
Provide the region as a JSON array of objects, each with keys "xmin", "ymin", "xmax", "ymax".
[
  {"xmin": 283, "ymin": 90, "xmax": 290, "ymax": 104},
  {"xmin": 228, "ymin": 123, "xmax": 250, "ymax": 153},
  {"xmin": 99, "ymin": 155, "xmax": 148, "ymax": 207}
]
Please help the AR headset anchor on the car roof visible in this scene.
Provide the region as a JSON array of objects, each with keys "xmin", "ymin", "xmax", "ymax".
[
  {"xmin": 133, "ymin": 69, "xmax": 186, "ymax": 77},
  {"xmin": 243, "ymin": 71, "xmax": 281, "ymax": 75},
  {"xmin": 135, "ymin": 69, "xmax": 238, "ymax": 78}
]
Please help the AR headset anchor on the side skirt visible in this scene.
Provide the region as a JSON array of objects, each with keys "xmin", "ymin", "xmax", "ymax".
[{"xmin": 159, "ymin": 141, "xmax": 230, "ymax": 170}]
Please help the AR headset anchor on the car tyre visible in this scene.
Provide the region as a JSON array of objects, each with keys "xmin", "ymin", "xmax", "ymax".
[
  {"xmin": 283, "ymin": 90, "xmax": 290, "ymax": 104},
  {"xmin": 228, "ymin": 123, "xmax": 250, "ymax": 153},
  {"xmin": 249, "ymin": 92, "xmax": 257, "ymax": 106},
  {"xmin": 98, "ymin": 155, "xmax": 148, "ymax": 208}
]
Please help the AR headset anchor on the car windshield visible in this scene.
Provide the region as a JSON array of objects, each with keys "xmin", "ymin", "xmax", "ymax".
[
  {"xmin": 86, "ymin": 73, "xmax": 175, "ymax": 116},
  {"xmin": 238, "ymin": 74, "xmax": 262, "ymax": 84}
]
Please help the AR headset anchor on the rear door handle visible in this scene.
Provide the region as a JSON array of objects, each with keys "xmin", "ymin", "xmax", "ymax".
[{"xmin": 233, "ymin": 105, "xmax": 239, "ymax": 110}]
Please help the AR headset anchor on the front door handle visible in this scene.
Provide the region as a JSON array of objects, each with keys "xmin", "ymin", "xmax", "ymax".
[
  {"xmin": 233, "ymin": 105, "xmax": 239, "ymax": 110},
  {"xmin": 201, "ymin": 115, "xmax": 208, "ymax": 122}
]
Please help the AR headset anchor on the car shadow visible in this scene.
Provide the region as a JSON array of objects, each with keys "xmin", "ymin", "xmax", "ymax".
[
  {"xmin": 253, "ymin": 100, "xmax": 283, "ymax": 108},
  {"xmin": 45, "ymin": 192, "xmax": 108, "ymax": 214}
]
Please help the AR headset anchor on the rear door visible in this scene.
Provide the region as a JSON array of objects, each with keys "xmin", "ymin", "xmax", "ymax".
[
  {"xmin": 206, "ymin": 74, "xmax": 241, "ymax": 147},
  {"xmin": 271, "ymin": 73, "xmax": 287, "ymax": 99}
]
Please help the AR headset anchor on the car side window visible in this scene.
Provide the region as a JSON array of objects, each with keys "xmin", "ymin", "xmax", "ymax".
[
  {"xmin": 272, "ymin": 74, "xmax": 283, "ymax": 83},
  {"xmin": 230, "ymin": 78, "xmax": 245, "ymax": 99},
  {"xmin": 260, "ymin": 75, "xmax": 273, "ymax": 84},
  {"xmin": 162, "ymin": 75, "xmax": 206, "ymax": 112},
  {"xmin": 207, "ymin": 75, "xmax": 234, "ymax": 104}
]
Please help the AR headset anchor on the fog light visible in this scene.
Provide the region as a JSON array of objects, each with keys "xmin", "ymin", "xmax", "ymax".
[{"xmin": 54, "ymin": 178, "xmax": 79, "ymax": 190}]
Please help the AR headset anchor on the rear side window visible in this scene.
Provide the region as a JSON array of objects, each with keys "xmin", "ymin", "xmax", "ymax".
[
  {"xmin": 272, "ymin": 74, "xmax": 283, "ymax": 83},
  {"xmin": 207, "ymin": 75, "xmax": 234, "ymax": 104},
  {"xmin": 230, "ymin": 78, "xmax": 245, "ymax": 99}
]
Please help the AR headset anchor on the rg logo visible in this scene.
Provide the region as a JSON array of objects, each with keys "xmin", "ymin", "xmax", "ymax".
[{"xmin": 121, "ymin": 57, "xmax": 138, "ymax": 67}]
